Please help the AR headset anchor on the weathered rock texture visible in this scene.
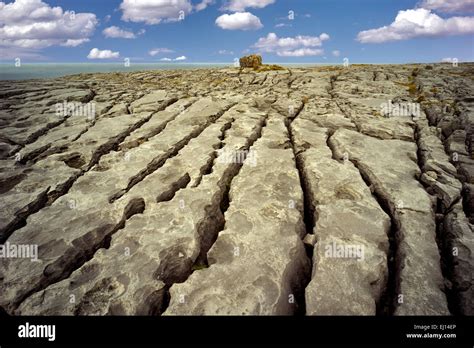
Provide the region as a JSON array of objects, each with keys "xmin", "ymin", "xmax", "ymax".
[
  {"xmin": 0, "ymin": 63, "xmax": 473, "ymax": 316},
  {"xmin": 239, "ymin": 54, "xmax": 262, "ymax": 68}
]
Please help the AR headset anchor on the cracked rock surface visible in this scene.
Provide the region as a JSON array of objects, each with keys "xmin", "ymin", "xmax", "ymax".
[{"xmin": 1, "ymin": 63, "xmax": 473, "ymax": 315}]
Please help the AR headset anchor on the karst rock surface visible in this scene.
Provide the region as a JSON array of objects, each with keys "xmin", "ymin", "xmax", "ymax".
[{"xmin": 0, "ymin": 63, "xmax": 473, "ymax": 316}]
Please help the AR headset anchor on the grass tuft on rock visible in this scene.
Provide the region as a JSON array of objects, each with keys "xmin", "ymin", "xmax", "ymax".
[{"xmin": 253, "ymin": 64, "xmax": 286, "ymax": 72}]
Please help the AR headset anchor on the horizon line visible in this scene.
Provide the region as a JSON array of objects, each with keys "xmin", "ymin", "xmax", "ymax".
[{"xmin": 1, "ymin": 61, "xmax": 472, "ymax": 65}]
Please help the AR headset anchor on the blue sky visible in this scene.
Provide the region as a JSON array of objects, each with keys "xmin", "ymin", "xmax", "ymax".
[{"xmin": 1, "ymin": 0, "xmax": 473, "ymax": 63}]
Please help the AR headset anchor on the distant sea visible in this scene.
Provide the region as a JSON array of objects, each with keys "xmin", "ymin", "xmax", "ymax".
[
  {"xmin": 0, "ymin": 62, "xmax": 327, "ymax": 81},
  {"xmin": 0, "ymin": 63, "xmax": 234, "ymax": 81}
]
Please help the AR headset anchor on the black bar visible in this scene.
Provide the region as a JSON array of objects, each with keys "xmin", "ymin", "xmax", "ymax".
[{"xmin": 0, "ymin": 316, "xmax": 473, "ymax": 346}]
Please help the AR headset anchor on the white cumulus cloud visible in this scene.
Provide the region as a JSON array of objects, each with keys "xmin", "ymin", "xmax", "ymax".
[
  {"xmin": 195, "ymin": 0, "xmax": 214, "ymax": 11},
  {"xmin": 62, "ymin": 39, "xmax": 90, "ymax": 47},
  {"xmin": 222, "ymin": 0, "xmax": 275, "ymax": 12},
  {"xmin": 357, "ymin": 8, "xmax": 474, "ymax": 43},
  {"xmin": 253, "ymin": 32, "xmax": 329, "ymax": 56},
  {"xmin": 0, "ymin": 0, "xmax": 97, "ymax": 49},
  {"xmin": 218, "ymin": 49, "xmax": 234, "ymax": 55},
  {"xmin": 87, "ymin": 48, "xmax": 120, "ymax": 59},
  {"xmin": 278, "ymin": 48, "xmax": 324, "ymax": 57},
  {"xmin": 120, "ymin": 0, "xmax": 193, "ymax": 25},
  {"xmin": 332, "ymin": 50, "xmax": 340, "ymax": 57},
  {"xmin": 216, "ymin": 12, "xmax": 263, "ymax": 30},
  {"xmin": 275, "ymin": 23, "xmax": 291, "ymax": 28},
  {"xmin": 103, "ymin": 26, "xmax": 139, "ymax": 39},
  {"xmin": 160, "ymin": 56, "xmax": 186, "ymax": 61},
  {"xmin": 419, "ymin": 0, "xmax": 474, "ymax": 13},
  {"xmin": 149, "ymin": 48, "xmax": 175, "ymax": 56},
  {"xmin": 441, "ymin": 57, "xmax": 460, "ymax": 63}
]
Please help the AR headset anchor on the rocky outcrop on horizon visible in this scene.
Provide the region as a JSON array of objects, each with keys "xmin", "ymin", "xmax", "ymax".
[
  {"xmin": 0, "ymin": 63, "xmax": 473, "ymax": 316},
  {"xmin": 239, "ymin": 54, "xmax": 263, "ymax": 68}
]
